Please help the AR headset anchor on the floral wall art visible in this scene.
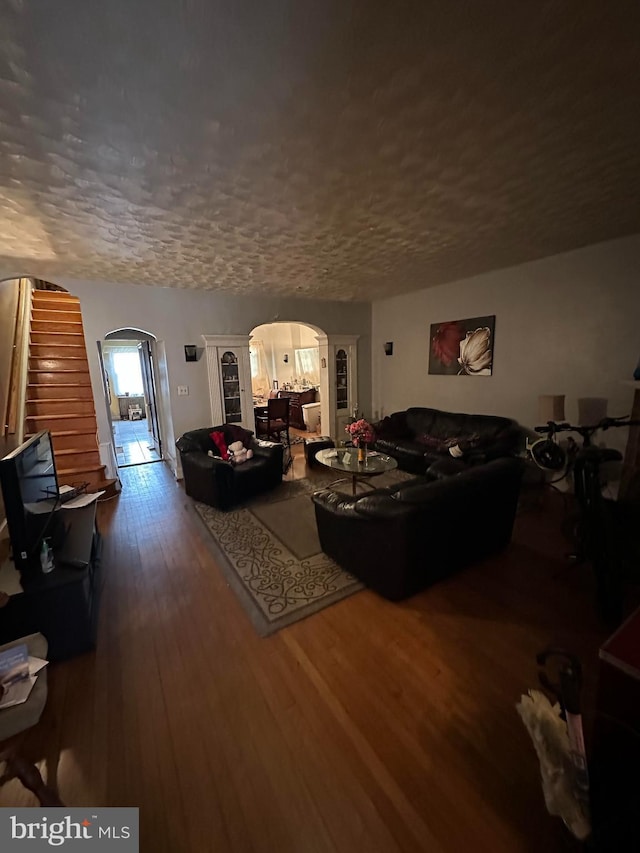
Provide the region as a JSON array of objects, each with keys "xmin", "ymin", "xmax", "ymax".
[{"xmin": 428, "ymin": 315, "xmax": 495, "ymax": 376}]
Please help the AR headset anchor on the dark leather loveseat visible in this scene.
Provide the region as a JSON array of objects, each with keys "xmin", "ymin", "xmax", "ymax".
[
  {"xmin": 312, "ymin": 457, "xmax": 524, "ymax": 600},
  {"xmin": 176, "ymin": 425, "xmax": 283, "ymax": 510},
  {"xmin": 373, "ymin": 407, "xmax": 523, "ymax": 475}
]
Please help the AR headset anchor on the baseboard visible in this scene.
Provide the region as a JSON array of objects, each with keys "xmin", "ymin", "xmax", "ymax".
[
  {"xmin": 99, "ymin": 441, "xmax": 118, "ymax": 480},
  {"xmin": 163, "ymin": 448, "xmax": 181, "ymax": 480}
]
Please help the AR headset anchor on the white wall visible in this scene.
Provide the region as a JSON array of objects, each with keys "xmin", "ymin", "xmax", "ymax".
[
  {"xmin": 252, "ymin": 322, "xmax": 319, "ymax": 387},
  {"xmin": 0, "ymin": 278, "xmax": 19, "ymax": 440},
  {"xmin": 372, "ymin": 235, "xmax": 640, "ymax": 452},
  {"xmin": 51, "ymin": 279, "xmax": 371, "ymax": 455}
]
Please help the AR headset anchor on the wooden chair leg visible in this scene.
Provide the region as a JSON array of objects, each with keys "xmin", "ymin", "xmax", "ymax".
[{"xmin": 0, "ymin": 755, "xmax": 63, "ymax": 806}]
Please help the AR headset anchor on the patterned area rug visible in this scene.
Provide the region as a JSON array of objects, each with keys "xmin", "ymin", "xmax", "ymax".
[{"xmin": 192, "ymin": 469, "xmax": 413, "ymax": 636}]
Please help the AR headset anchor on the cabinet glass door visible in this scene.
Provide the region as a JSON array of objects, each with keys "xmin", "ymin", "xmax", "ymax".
[
  {"xmin": 336, "ymin": 349, "xmax": 348, "ymax": 411},
  {"xmin": 220, "ymin": 351, "xmax": 242, "ymax": 423}
]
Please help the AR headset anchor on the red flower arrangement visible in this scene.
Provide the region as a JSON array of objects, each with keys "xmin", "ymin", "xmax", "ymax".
[
  {"xmin": 431, "ymin": 321, "xmax": 464, "ymax": 367},
  {"xmin": 345, "ymin": 418, "xmax": 375, "ymax": 446}
]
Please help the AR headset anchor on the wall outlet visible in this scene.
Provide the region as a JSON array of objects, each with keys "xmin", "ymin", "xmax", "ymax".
[{"xmin": 177, "ymin": 385, "xmax": 189, "ymax": 396}]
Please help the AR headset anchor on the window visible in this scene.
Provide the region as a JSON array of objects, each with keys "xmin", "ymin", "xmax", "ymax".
[
  {"xmin": 294, "ymin": 348, "xmax": 320, "ymax": 384},
  {"xmin": 249, "ymin": 339, "xmax": 270, "ymax": 396},
  {"xmin": 112, "ymin": 351, "xmax": 144, "ymax": 396}
]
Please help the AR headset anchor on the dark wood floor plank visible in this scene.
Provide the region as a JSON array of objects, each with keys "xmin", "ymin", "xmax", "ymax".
[{"xmin": 1, "ymin": 443, "xmax": 611, "ymax": 852}]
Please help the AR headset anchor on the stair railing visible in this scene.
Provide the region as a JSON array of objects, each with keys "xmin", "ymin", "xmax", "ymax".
[{"xmin": 4, "ymin": 277, "xmax": 32, "ymax": 447}]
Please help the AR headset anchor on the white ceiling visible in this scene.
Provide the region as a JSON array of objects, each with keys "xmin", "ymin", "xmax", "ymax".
[{"xmin": 1, "ymin": 2, "xmax": 639, "ymax": 301}]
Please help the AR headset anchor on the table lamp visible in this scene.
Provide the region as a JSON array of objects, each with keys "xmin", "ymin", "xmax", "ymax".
[{"xmin": 538, "ymin": 394, "xmax": 565, "ymax": 424}]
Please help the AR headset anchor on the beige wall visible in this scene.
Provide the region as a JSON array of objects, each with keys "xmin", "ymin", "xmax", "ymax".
[
  {"xmin": 251, "ymin": 322, "xmax": 319, "ymax": 388},
  {"xmin": 372, "ymin": 235, "xmax": 640, "ymax": 453},
  {"xmin": 0, "ymin": 278, "xmax": 20, "ymax": 449},
  {"xmin": 50, "ymin": 279, "xmax": 371, "ymax": 466},
  {"xmin": 0, "ymin": 278, "xmax": 20, "ymax": 525}
]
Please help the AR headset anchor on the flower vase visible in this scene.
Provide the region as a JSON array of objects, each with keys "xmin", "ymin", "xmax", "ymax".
[{"xmin": 358, "ymin": 444, "xmax": 366, "ymax": 463}]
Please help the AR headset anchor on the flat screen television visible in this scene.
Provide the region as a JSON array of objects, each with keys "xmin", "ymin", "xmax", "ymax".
[{"xmin": 0, "ymin": 430, "xmax": 63, "ymax": 577}]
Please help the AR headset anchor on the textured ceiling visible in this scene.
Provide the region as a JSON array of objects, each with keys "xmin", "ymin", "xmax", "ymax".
[{"xmin": 1, "ymin": 1, "xmax": 639, "ymax": 301}]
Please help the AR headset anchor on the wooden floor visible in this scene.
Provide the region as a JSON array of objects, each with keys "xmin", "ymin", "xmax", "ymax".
[{"xmin": 1, "ymin": 438, "xmax": 612, "ymax": 852}]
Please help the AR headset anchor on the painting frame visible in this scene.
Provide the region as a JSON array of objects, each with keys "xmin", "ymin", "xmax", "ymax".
[{"xmin": 428, "ymin": 315, "xmax": 496, "ymax": 376}]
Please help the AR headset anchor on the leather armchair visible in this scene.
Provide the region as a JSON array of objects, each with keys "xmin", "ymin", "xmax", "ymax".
[
  {"xmin": 312, "ymin": 457, "xmax": 524, "ymax": 600},
  {"xmin": 176, "ymin": 426, "xmax": 283, "ymax": 511}
]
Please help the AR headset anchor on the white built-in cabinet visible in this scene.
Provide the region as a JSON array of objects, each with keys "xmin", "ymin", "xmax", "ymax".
[
  {"xmin": 202, "ymin": 335, "xmax": 253, "ymax": 431},
  {"xmin": 316, "ymin": 334, "xmax": 359, "ymax": 442}
]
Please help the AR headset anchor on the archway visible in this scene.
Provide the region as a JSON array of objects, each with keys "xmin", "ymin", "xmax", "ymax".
[
  {"xmin": 250, "ymin": 321, "xmax": 326, "ymax": 436},
  {"xmin": 99, "ymin": 327, "xmax": 167, "ymax": 468}
]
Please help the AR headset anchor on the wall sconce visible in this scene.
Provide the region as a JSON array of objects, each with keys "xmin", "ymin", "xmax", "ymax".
[
  {"xmin": 283, "ymin": 353, "xmax": 289, "ymax": 363},
  {"xmin": 184, "ymin": 344, "xmax": 198, "ymax": 362},
  {"xmin": 320, "ymin": 357, "xmax": 327, "ymax": 369},
  {"xmin": 384, "ymin": 342, "xmax": 394, "ymax": 356}
]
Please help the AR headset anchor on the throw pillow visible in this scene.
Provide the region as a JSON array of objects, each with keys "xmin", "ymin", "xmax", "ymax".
[
  {"xmin": 417, "ymin": 433, "xmax": 482, "ymax": 456},
  {"xmin": 210, "ymin": 430, "xmax": 229, "ymax": 460},
  {"xmin": 416, "ymin": 434, "xmax": 449, "ymax": 452},
  {"xmin": 445, "ymin": 433, "xmax": 481, "ymax": 457},
  {"xmin": 224, "ymin": 423, "xmax": 253, "ymax": 447}
]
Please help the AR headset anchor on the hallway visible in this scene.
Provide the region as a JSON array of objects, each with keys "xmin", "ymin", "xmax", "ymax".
[{"xmin": 113, "ymin": 418, "xmax": 161, "ymax": 466}]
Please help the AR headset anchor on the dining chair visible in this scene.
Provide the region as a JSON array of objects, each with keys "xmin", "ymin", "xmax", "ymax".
[{"xmin": 255, "ymin": 397, "xmax": 291, "ymax": 448}]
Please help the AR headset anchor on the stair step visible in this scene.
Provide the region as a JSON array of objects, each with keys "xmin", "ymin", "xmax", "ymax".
[
  {"xmin": 27, "ymin": 383, "xmax": 94, "ymax": 400},
  {"xmin": 25, "ymin": 413, "xmax": 96, "ymax": 432},
  {"xmin": 33, "ymin": 290, "xmax": 80, "ymax": 303},
  {"xmin": 54, "ymin": 448, "xmax": 101, "ymax": 468},
  {"xmin": 32, "ymin": 308, "xmax": 82, "ymax": 322},
  {"xmin": 26, "ymin": 398, "xmax": 96, "ymax": 416},
  {"xmin": 29, "ymin": 357, "xmax": 89, "ymax": 371},
  {"xmin": 30, "ymin": 332, "xmax": 85, "ymax": 345},
  {"xmin": 57, "ymin": 465, "xmax": 108, "ymax": 490},
  {"xmin": 45, "ymin": 431, "xmax": 98, "ymax": 451},
  {"xmin": 31, "ymin": 320, "xmax": 83, "ymax": 333},
  {"xmin": 98, "ymin": 478, "xmax": 120, "ymax": 499},
  {"xmin": 29, "ymin": 371, "xmax": 91, "ymax": 385},
  {"xmin": 32, "ymin": 292, "xmax": 80, "ymax": 302},
  {"xmin": 32, "ymin": 301, "xmax": 80, "ymax": 312},
  {"xmin": 30, "ymin": 344, "xmax": 86, "ymax": 357}
]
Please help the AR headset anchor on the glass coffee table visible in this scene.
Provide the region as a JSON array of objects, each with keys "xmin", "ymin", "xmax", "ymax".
[{"xmin": 315, "ymin": 447, "xmax": 398, "ymax": 496}]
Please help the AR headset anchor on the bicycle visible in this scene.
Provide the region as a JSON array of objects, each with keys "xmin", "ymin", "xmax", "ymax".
[{"xmin": 531, "ymin": 416, "xmax": 640, "ymax": 625}]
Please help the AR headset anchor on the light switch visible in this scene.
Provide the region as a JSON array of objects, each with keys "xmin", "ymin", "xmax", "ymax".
[{"xmin": 177, "ymin": 385, "xmax": 189, "ymax": 396}]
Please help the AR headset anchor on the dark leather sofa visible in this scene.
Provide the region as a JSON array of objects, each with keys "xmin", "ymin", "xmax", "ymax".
[
  {"xmin": 373, "ymin": 407, "xmax": 523, "ymax": 475},
  {"xmin": 176, "ymin": 425, "xmax": 283, "ymax": 510},
  {"xmin": 312, "ymin": 457, "xmax": 524, "ymax": 600}
]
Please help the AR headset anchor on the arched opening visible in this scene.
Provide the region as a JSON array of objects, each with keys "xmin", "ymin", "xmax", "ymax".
[
  {"xmin": 249, "ymin": 321, "xmax": 325, "ymax": 437},
  {"xmin": 98, "ymin": 327, "xmax": 167, "ymax": 468}
]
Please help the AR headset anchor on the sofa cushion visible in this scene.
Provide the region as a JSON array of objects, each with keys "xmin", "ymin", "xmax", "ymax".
[
  {"xmin": 390, "ymin": 480, "xmax": 442, "ymax": 502},
  {"xmin": 353, "ymin": 492, "xmax": 416, "ymax": 519},
  {"xmin": 375, "ymin": 411, "xmax": 413, "ymax": 439},
  {"xmin": 224, "ymin": 423, "xmax": 253, "ymax": 447}
]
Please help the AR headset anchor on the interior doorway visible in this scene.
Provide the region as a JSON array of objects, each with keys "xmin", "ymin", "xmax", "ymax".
[
  {"xmin": 97, "ymin": 330, "xmax": 163, "ymax": 468},
  {"xmin": 250, "ymin": 321, "xmax": 323, "ymax": 434}
]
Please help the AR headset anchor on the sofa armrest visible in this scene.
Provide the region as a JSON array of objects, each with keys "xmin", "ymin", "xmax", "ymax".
[
  {"xmin": 178, "ymin": 450, "xmax": 234, "ymax": 506},
  {"xmin": 373, "ymin": 411, "xmax": 411, "ymax": 439}
]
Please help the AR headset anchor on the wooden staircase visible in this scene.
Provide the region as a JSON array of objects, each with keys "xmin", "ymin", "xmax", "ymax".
[{"xmin": 25, "ymin": 289, "xmax": 118, "ymax": 496}]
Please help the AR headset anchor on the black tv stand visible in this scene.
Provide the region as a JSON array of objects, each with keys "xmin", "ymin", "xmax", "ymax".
[{"xmin": 0, "ymin": 501, "xmax": 102, "ymax": 661}]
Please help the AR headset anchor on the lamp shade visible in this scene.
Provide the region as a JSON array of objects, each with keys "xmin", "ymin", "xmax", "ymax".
[
  {"xmin": 578, "ymin": 397, "xmax": 608, "ymax": 426},
  {"xmin": 538, "ymin": 394, "xmax": 565, "ymax": 423}
]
